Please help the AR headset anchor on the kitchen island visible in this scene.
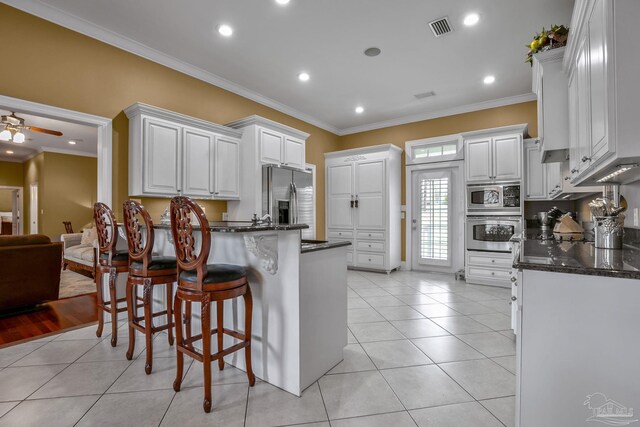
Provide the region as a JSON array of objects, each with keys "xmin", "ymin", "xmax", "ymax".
[
  {"xmin": 512, "ymin": 236, "xmax": 640, "ymax": 427},
  {"xmin": 149, "ymin": 222, "xmax": 350, "ymax": 396}
]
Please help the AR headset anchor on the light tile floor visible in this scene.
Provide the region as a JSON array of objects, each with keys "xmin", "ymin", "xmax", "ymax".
[{"xmin": 0, "ymin": 270, "xmax": 515, "ymax": 426}]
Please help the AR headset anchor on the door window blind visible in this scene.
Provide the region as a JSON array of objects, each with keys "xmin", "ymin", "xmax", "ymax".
[{"xmin": 419, "ymin": 176, "xmax": 449, "ymax": 261}]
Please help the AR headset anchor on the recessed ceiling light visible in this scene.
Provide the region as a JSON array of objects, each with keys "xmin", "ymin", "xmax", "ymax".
[
  {"xmin": 484, "ymin": 75, "xmax": 496, "ymax": 84},
  {"xmin": 68, "ymin": 140, "xmax": 77, "ymax": 145},
  {"xmin": 463, "ymin": 13, "xmax": 480, "ymax": 26},
  {"xmin": 355, "ymin": 106, "xmax": 364, "ymax": 114},
  {"xmin": 275, "ymin": 0, "xmax": 290, "ymax": 5},
  {"xmin": 6, "ymin": 150, "xmax": 14, "ymax": 154},
  {"xmin": 298, "ymin": 72, "xmax": 310, "ymax": 82},
  {"xmin": 217, "ymin": 24, "xmax": 233, "ymax": 37},
  {"xmin": 364, "ymin": 47, "xmax": 381, "ymax": 57}
]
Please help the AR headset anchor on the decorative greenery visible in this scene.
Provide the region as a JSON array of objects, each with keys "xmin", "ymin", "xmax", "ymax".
[{"xmin": 526, "ymin": 24, "xmax": 569, "ymax": 64}]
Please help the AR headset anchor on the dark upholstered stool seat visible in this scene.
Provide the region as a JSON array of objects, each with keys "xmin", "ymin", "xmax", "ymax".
[
  {"xmin": 129, "ymin": 256, "xmax": 177, "ymax": 273},
  {"xmin": 179, "ymin": 264, "xmax": 246, "ymax": 285},
  {"xmin": 99, "ymin": 251, "xmax": 129, "ymax": 263}
]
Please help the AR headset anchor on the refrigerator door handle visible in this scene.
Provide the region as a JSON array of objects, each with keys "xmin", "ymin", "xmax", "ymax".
[{"xmin": 290, "ymin": 182, "xmax": 298, "ymax": 224}]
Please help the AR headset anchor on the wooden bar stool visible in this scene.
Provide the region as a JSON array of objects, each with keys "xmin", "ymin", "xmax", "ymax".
[
  {"xmin": 94, "ymin": 202, "xmax": 130, "ymax": 347},
  {"xmin": 169, "ymin": 196, "xmax": 255, "ymax": 413},
  {"xmin": 122, "ymin": 200, "xmax": 176, "ymax": 374}
]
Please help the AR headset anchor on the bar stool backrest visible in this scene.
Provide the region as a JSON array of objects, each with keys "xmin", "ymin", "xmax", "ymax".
[
  {"xmin": 123, "ymin": 200, "xmax": 154, "ymax": 270},
  {"xmin": 170, "ymin": 196, "xmax": 211, "ymax": 287},
  {"xmin": 94, "ymin": 202, "xmax": 119, "ymax": 264}
]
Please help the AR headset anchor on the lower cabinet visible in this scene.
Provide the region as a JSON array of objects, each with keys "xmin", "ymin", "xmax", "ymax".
[
  {"xmin": 465, "ymin": 251, "xmax": 512, "ymax": 288},
  {"xmin": 328, "ymin": 228, "xmax": 392, "ymax": 272}
]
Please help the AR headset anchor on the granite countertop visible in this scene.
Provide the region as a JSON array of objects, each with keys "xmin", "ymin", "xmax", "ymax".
[
  {"xmin": 154, "ymin": 221, "xmax": 309, "ymax": 233},
  {"xmin": 513, "ymin": 233, "xmax": 640, "ymax": 279},
  {"xmin": 300, "ymin": 240, "xmax": 352, "ymax": 254}
]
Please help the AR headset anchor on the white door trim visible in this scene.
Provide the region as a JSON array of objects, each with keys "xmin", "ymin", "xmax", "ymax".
[
  {"xmin": 0, "ymin": 94, "xmax": 113, "ymax": 207},
  {"xmin": 405, "ymin": 160, "xmax": 463, "ymax": 272}
]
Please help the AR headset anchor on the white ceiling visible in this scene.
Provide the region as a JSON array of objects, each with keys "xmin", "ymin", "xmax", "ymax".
[
  {"xmin": 9, "ymin": 0, "xmax": 574, "ymax": 134},
  {"xmin": 0, "ymin": 110, "xmax": 97, "ymax": 162}
]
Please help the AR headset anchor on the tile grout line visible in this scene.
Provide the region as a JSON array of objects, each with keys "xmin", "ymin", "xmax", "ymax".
[{"xmin": 315, "ymin": 379, "xmax": 332, "ymax": 425}]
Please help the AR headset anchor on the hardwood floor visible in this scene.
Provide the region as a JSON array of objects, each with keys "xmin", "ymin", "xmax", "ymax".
[{"xmin": 0, "ymin": 293, "xmax": 98, "ymax": 347}]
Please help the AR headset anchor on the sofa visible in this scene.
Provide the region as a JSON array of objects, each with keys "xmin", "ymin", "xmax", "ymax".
[
  {"xmin": 0, "ymin": 234, "xmax": 63, "ymax": 312},
  {"xmin": 61, "ymin": 227, "xmax": 98, "ymax": 277}
]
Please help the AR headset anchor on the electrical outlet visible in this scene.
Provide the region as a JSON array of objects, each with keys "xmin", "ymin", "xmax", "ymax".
[
  {"xmin": 222, "ymin": 212, "xmax": 229, "ymax": 221},
  {"xmin": 401, "ymin": 211, "xmax": 405, "ymax": 220},
  {"xmin": 634, "ymin": 208, "xmax": 639, "ymax": 227}
]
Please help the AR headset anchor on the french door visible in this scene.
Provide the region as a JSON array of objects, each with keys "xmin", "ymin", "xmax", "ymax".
[{"xmin": 410, "ymin": 163, "xmax": 463, "ymax": 273}]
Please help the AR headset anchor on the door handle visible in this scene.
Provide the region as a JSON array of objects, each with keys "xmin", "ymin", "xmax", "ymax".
[
  {"xmin": 350, "ymin": 196, "xmax": 354, "ymax": 208},
  {"xmin": 355, "ymin": 195, "xmax": 359, "ymax": 208}
]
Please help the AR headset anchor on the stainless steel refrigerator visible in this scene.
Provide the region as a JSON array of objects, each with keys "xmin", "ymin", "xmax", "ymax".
[{"xmin": 262, "ymin": 164, "xmax": 314, "ymax": 239}]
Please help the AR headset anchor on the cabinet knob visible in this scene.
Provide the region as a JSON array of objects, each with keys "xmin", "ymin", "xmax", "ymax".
[
  {"xmin": 491, "ymin": 259, "xmax": 495, "ymax": 263},
  {"xmin": 368, "ymin": 244, "xmax": 371, "ymax": 247},
  {"xmin": 214, "ymin": 192, "xmax": 220, "ymax": 195},
  {"xmin": 581, "ymin": 156, "xmax": 591, "ymax": 163},
  {"xmin": 571, "ymin": 168, "xmax": 578, "ymax": 174},
  {"xmin": 511, "ymin": 296, "xmax": 517, "ymax": 301},
  {"xmin": 368, "ymin": 258, "xmax": 372, "ymax": 262},
  {"xmin": 491, "ymin": 272, "xmax": 495, "ymax": 276},
  {"xmin": 510, "ymin": 277, "xmax": 517, "ymax": 283},
  {"xmin": 564, "ymin": 176, "xmax": 570, "ymax": 181}
]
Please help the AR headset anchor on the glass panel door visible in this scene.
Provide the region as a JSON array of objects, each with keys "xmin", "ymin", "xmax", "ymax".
[{"xmin": 413, "ymin": 170, "xmax": 451, "ymax": 267}]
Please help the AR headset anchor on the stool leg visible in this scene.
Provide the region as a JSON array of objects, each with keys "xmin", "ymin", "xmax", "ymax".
[
  {"xmin": 125, "ymin": 278, "xmax": 136, "ymax": 360},
  {"xmin": 143, "ymin": 278, "xmax": 154, "ymax": 375},
  {"xmin": 185, "ymin": 301, "xmax": 192, "ymax": 342},
  {"xmin": 243, "ymin": 285, "xmax": 256, "ymax": 386},
  {"xmin": 201, "ymin": 296, "xmax": 212, "ymax": 413},
  {"xmin": 108, "ymin": 267, "xmax": 118, "ymax": 347},
  {"xmin": 166, "ymin": 282, "xmax": 174, "ymax": 346},
  {"xmin": 95, "ymin": 270, "xmax": 104, "ymax": 338},
  {"xmin": 173, "ymin": 293, "xmax": 184, "ymax": 393},
  {"xmin": 217, "ymin": 301, "xmax": 224, "ymax": 371}
]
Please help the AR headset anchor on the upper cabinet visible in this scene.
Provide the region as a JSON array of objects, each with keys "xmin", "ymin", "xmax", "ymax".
[
  {"xmin": 564, "ymin": 0, "xmax": 640, "ymax": 185},
  {"xmin": 532, "ymin": 47, "xmax": 570, "ymax": 163},
  {"xmin": 225, "ymin": 115, "xmax": 309, "ymax": 221},
  {"xmin": 125, "ymin": 103, "xmax": 242, "ymax": 200},
  {"xmin": 464, "ymin": 125, "xmax": 526, "ymax": 183}
]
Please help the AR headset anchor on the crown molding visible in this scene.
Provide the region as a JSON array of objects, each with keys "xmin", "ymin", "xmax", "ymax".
[
  {"xmin": 124, "ymin": 102, "xmax": 243, "ymax": 138},
  {"xmin": 0, "ymin": 156, "xmax": 23, "ymax": 163},
  {"xmin": 460, "ymin": 123, "xmax": 529, "ymax": 139},
  {"xmin": 226, "ymin": 115, "xmax": 310, "ymax": 140},
  {"xmin": 4, "ymin": 0, "xmax": 340, "ymax": 136},
  {"xmin": 324, "ymin": 143, "xmax": 402, "ymax": 159},
  {"xmin": 39, "ymin": 146, "xmax": 98, "ymax": 158},
  {"xmin": 336, "ymin": 93, "xmax": 536, "ymax": 136}
]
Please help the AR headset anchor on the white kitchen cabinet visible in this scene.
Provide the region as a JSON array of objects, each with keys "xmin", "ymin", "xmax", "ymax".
[
  {"xmin": 565, "ymin": 0, "xmax": 640, "ymax": 185},
  {"xmin": 465, "ymin": 250, "xmax": 513, "ymax": 288},
  {"xmin": 546, "ymin": 161, "xmax": 562, "ymax": 199},
  {"xmin": 464, "ymin": 126, "xmax": 524, "ymax": 183},
  {"xmin": 325, "ymin": 144, "xmax": 401, "ymax": 273},
  {"xmin": 213, "ymin": 137, "xmax": 240, "ymax": 199},
  {"xmin": 531, "ymin": 47, "xmax": 570, "ymax": 163},
  {"xmin": 258, "ymin": 128, "xmax": 306, "ymax": 170},
  {"xmin": 126, "ymin": 103, "xmax": 242, "ymax": 200},
  {"xmin": 226, "ymin": 116, "xmax": 309, "ymax": 221},
  {"xmin": 493, "ymin": 136, "xmax": 522, "ymax": 181},
  {"xmin": 182, "ymin": 127, "xmax": 214, "ymax": 198},
  {"xmin": 142, "ymin": 118, "xmax": 182, "ymax": 195},
  {"xmin": 465, "ymin": 138, "xmax": 492, "ymax": 182},
  {"xmin": 524, "ymin": 139, "xmax": 546, "ymax": 200}
]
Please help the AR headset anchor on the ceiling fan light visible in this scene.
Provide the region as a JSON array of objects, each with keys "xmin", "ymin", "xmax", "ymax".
[
  {"xmin": 0, "ymin": 129, "xmax": 11, "ymax": 141},
  {"xmin": 12, "ymin": 132, "xmax": 25, "ymax": 143}
]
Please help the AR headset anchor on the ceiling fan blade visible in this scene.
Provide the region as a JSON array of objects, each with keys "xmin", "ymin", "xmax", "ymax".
[{"xmin": 25, "ymin": 126, "xmax": 63, "ymax": 136}]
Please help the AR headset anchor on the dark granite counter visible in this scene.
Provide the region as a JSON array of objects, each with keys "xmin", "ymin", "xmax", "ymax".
[
  {"xmin": 154, "ymin": 221, "xmax": 309, "ymax": 233},
  {"xmin": 513, "ymin": 235, "xmax": 640, "ymax": 279},
  {"xmin": 301, "ymin": 240, "xmax": 352, "ymax": 254}
]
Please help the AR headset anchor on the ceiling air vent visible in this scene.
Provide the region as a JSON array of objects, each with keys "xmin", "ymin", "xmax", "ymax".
[
  {"xmin": 414, "ymin": 91, "xmax": 436, "ymax": 100},
  {"xmin": 428, "ymin": 17, "xmax": 452, "ymax": 37}
]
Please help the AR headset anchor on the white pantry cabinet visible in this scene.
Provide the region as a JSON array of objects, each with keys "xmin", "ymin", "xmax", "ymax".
[
  {"xmin": 325, "ymin": 144, "xmax": 402, "ymax": 273},
  {"xmin": 125, "ymin": 103, "xmax": 242, "ymax": 200},
  {"xmin": 226, "ymin": 116, "xmax": 309, "ymax": 221},
  {"xmin": 463, "ymin": 125, "xmax": 526, "ymax": 183},
  {"xmin": 564, "ymin": 0, "xmax": 640, "ymax": 185}
]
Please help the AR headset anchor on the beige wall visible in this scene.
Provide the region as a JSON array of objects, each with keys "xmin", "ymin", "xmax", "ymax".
[
  {"xmin": 339, "ymin": 102, "xmax": 538, "ymax": 260},
  {"xmin": 42, "ymin": 153, "xmax": 97, "ymax": 237},
  {"xmin": 0, "ymin": 4, "xmax": 340, "ymax": 239},
  {"xmin": 0, "ymin": 161, "xmax": 24, "ymax": 213},
  {"xmin": 23, "ymin": 153, "xmax": 44, "ymax": 234}
]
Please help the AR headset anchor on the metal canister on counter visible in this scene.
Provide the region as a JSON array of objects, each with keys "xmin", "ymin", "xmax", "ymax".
[{"xmin": 594, "ymin": 215, "xmax": 624, "ymax": 249}]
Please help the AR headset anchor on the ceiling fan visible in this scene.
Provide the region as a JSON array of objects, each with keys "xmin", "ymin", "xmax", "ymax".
[{"xmin": 0, "ymin": 112, "xmax": 63, "ymax": 144}]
